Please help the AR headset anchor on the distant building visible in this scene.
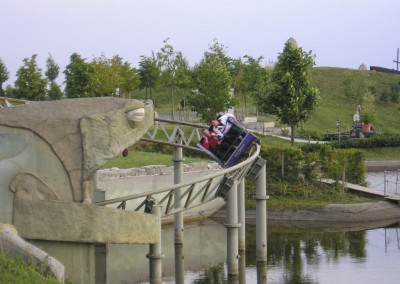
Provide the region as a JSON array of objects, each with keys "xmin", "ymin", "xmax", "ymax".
[{"xmin": 370, "ymin": 66, "xmax": 400, "ymax": 75}]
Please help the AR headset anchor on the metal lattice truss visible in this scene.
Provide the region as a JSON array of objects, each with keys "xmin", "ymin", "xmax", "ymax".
[{"xmin": 139, "ymin": 118, "xmax": 206, "ymax": 151}]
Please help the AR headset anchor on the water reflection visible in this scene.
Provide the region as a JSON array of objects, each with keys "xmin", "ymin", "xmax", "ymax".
[
  {"xmin": 367, "ymin": 171, "xmax": 400, "ymax": 195},
  {"xmin": 102, "ymin": 220, "xmax": 400, "ymax": 283}
]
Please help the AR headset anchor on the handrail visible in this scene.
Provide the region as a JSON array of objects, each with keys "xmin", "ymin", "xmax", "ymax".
[{"xmin": 96, "ymin": 144, "xmax": 260, "ymax": 217}]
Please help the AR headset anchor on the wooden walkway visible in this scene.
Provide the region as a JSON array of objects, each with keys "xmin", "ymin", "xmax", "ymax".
[{"xmin": 320, "ymin": 178, "xmax": 400, "ymax": 202}]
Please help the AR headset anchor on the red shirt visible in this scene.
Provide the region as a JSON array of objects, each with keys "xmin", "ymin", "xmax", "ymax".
[{"xmin": 203, "ymin": 137, "xmax": 219, "ymax": 149}]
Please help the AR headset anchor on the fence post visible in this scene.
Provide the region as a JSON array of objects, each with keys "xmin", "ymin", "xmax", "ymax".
[{"xmin": 384, "ymin": 170, "xmax": 387, "ymax": 196}]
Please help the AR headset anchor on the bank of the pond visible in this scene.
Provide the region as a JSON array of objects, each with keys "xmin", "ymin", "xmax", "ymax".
[
  {"xmin": 212, "ymin": 160, "xmax": 400, "ymax": 227},
  {"xmin": 211, "ymin": 201, "xmax": 400, "ymax": 229},
  {"xmin": 365, "ymin": 160, "xmax": 400, "ymax": 171}
]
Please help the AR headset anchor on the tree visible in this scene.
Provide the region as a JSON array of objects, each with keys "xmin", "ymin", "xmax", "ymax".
[
  {"xmin": 15, "ymin": 54, "xmax": 48, "ymax": 101},
  {"xmin": 45, "ymin": 54, "xmax": 60, "ymax": 82},
  {"xmin": 47, "ymin": 81, "xmax": 63, "ymax": 100},
  {"xmin": 204, "ymin": 39, "xmax": 234, "ymax": 75},
  {"xmin": 157, "ymin": 38, "xmax": 187, "ymax": 119},
  {"xmin": 189, "ymin": 57, "xmax": 233, "ymax": 122},
  {"xmin": 0, "ymin": 58, "xmax": 9, "ymax": 96},
  {"xmin": 119, "ymin": 61, "xmax": 140, "ymax": 98},
  {"xmin": 233, "ymin": 55, "xmax": 266, "ymax": 115},
  {"xmin": 138, "ymin": 53, "xmax": 160, "ymax": 103},
  {"xmin": 90, "ymin": 54, "xmax": 121, "ymax": 97},
  {"xmin": 45, "ymin": 54, "xmax": 63, "ymax": 100},
  {"xmin": 173, "ymin": 51, "xmax": 192, "ymax": 113},
  {"xmin": 64, "ymin": 53, "xmax": 92, "ymax": 98},
  {"xmin": 255, "ymin": 38, "xmax": 319, "ymax": 145}
]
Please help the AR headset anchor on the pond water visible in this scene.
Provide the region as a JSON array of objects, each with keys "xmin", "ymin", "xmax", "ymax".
[
  {"xmin": 367, "ymin": 171, "xmax": 400, "ymax": 195},
  {"xmin": 104, "ymin": 220, "xmax": 400, "ymax": 284},
  {"xmin": 101, "ymin": 172, "xmax": 400, "ymax": 283}
]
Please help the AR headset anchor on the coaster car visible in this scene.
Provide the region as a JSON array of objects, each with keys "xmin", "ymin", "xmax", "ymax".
[{"xmin": 197, "ymin": 118, "xmax": 260, "ymax": 168}]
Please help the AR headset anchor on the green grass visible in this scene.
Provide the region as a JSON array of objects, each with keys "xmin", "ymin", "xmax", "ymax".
[
  {"xmin": 0, "ymin": 251, "xmax": 62, "ymax": 284},
  {"xmin": 103, "ymin": 149, "xmax": 209, "ymax": 168},
  {"xmin": 362, "ymin": 146, "xmax": 400, "ymax": 160},
  {"xmin": 245, "ymin": 180, "xmax": 377, "ymax": 211}
]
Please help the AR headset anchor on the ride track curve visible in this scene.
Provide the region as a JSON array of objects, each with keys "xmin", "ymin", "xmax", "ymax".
[{"xmin": 95, "ymin": 117, "xmax": 263, "ymax": 219}]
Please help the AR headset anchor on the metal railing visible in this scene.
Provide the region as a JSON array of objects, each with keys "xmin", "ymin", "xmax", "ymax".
[{"xmin": 96, "ymin": 117, "xmax": 261, "ymax": 217}]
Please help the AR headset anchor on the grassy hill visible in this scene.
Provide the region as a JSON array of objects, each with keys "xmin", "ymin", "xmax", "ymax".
[
  {"xmin": 307, "ymin": 67, "xmax": 400, "ymax": 135},
  {"xmin": 132, "ymin": 67, "xmax": 400, "ymax": 136}
]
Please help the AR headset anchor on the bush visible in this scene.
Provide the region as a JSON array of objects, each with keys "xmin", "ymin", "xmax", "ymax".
[
  {"xmin": 263, "ymin": 144, "xmax": 366, "ymax": 185},
  {"xmin": 260, "ymin": 145, "xmax": 303, "ymax": 182}
]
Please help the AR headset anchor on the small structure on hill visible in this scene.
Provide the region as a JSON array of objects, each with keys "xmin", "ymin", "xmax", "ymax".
[{"xmin": 349, "ymin": 105, "xmax": 375, "ymax": 138}]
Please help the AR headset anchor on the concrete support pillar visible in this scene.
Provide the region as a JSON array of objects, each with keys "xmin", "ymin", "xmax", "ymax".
[
  {"xmin": 238, "ymin": 178, "xmax": 246, "ymax": 252},
  {"xmin": 174, "ymin": 244, "xmax": 184, "ymax": 284},
  {"xmin": 173, "ymin": 144, "xmax": 184, "ymax": 245},
  {"xmin": 255, "ymin": 162, "xmax": 267, "ymax": 262},
  {"xmin": 225, "ymin": 180, "xmax": 240, "ymax": 275},
  {"xmin": 173, "ymin": 141, "xmax": 185, "ymax": 283},
  {"xmin": 147, "ymin": 205, "xmax": 164, "ymax": 284}
]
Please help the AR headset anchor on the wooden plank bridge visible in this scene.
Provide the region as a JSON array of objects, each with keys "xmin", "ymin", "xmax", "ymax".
[{"xmin": 320, "ymin": 178, "xmax": 400, "ymax": 202}]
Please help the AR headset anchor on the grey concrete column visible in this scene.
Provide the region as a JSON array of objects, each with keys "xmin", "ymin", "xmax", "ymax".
[
  {"xmin": 173, "ymin": 143, "xmax": 184, "ymax": 245},
  {"xmin": 174, "ymin": 244, "xmax": 184, "ymax": 284},
  {"xmin": 225, "ymin": 180, "xmax": 240, "ymax": 275},
  {"xmin": 173, "ymin": 141, "xmax": 185, "ymax": 283},
  {"xmin": 147, "ymin": 205, "xmax": 164, "ymax": 284},
  {"xmin": 255, "ymin": 162, "xmax": 267, "ymax": 262},
  {"xmin": 238, "ymin": 178, "xmax": 246, "ymax": 252}
]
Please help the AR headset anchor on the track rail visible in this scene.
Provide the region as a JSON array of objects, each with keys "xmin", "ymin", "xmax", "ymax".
[{"xmin": 96, "ymin": 117, "xmax": 262, "ymax": 217}]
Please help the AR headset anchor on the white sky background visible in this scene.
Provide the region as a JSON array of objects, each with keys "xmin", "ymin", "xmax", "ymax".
[{"xmin": 2, "ymin": 0, "xmax": 400, "ymax": 86}]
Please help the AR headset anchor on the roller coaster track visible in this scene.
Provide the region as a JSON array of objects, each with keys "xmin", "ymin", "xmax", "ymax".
[{"xmin": 96, "ymin": 117, "xmax": 263, "ymax": 218}]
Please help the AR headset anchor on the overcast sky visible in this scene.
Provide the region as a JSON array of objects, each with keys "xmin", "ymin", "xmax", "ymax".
[{"xmin": 2, "ymin": 0, "xmax": 400, "ymax": 86}]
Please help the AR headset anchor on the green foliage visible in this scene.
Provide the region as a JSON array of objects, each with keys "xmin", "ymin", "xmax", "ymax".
[
  {"xmin": 138, "ymin": 53, "xmax": 160, "ymax": 103},
  {"xmin": 44, "ymin": 55, "xmax": 63, "ymax": 100},
  {"xmin": 255, "ymin": 39, "xmax": 319, "ymax": 145},
  {"xmin": 156, "ymin": 39, "xmax": 192, "ymax": 118},
  {"xmin": 232, "ymin": 55, "xmax": 267, "ymax": 116},
  {"xmin": 360, "ymin": 111, "xmax": 375, "ymax": 124},
  {"xmin": 103, "ymin": 146, "xmax": 207, "ymax": 168},
  {"xmin": 45, "ymin": 54, "xmax": 60, "ymax": 82},
  {"xmin": 0, "ymin": 251, "xmax": 62, "ymax": 284},
  {"xmin": 189, "ymin": 56, "xmax": 233, "ymax": 122},
  {"xmin": 89, "ymin": 54, "xmax": 139, "ymax": 97},
  {"xmin": 302, "ymin": 144, "xmax": 366, "ymax": 185},
  {"xmin": 47, "ymin": 81, "xmax": 63, "ymax": 100},
  {"xmin": 261, "ymin": 143, "xmax": 366, "ymax": 188},
  {"xmin": 15, "ymin": 54, "xmax": 48, "ymax": 100},
  {"xmin": 64, "ymin": 53, "xmax": 92, "ymax": 98},
  {"xmin": 0, "ymin": 57, "xmax": 9, "ymax": 96},
  {"xmin": 329, "ymin": 135, "xmax": 400, "ymax": 148},
  {"xmin": 260, "ymin": 145, "xmax": 304, "ymax": 182}
]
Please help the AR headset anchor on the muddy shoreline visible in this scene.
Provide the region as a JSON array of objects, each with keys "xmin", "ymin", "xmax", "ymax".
[
  {"xmin": 211, "ymin": 201, "xmax": 400, "ymax": 230},
  {"xmin": 366, "ymin": 160, "xmax": 400, "ymax": 171}
]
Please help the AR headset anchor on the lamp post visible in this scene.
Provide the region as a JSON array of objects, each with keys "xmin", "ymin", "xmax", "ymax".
[{"xmin": 336, "ymin": 119, "xmax": 341, "ymax": 142}]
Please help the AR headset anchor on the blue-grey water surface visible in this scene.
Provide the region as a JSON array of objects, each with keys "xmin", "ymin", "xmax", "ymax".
[{"xmin": 105, "ymin": 172, "xmax": 400, "ymax": 283}]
